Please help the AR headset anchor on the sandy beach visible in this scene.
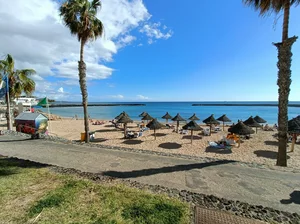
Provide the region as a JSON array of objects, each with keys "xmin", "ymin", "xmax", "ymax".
[{"xmin": 38, "ymin": 117, "xmax": 300, "ymax": 169}]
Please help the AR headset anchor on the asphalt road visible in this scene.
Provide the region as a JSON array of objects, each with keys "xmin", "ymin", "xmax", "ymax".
[{"xmin": 0, "ymin": 134, "xmax": 299, "ymax": 213}]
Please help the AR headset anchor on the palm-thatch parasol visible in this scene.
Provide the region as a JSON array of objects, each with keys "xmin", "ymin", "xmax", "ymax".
[
  {"xmin": 171, "ymin": 113, "xmax": 186, "ymax": 133},
  {"xmin": 182, "ymin": 120, "xmax": 203, "ymax": 144},
  {"xmin": 203, "ymin": 114, "xmax": 220, "ymax": 136},
  {"xmin": 141, "ymin": 113, "xmax": 154, "ymax": 123},
  {"xmin": 288, "ymin": 115, "xmax": 300, "ymax": 152},
  {"xmin": 117, "ymin": 114, "xmax": 133, "ymax": 138},
  {"xmin": 253, "ymin": 115, "xmax": 267, "ymax": 124},
  {"xmin": 139, "ymin": 111, "xmax": 148, "ymax": 117},
  {"xmin": 188, "ymin": 113, "xmax": 200, "ymax": 121},
  {"xmin": 243, "ymin": 116, "xmax": 261, "ymax": 134},
  {"xmin": 217, "ymin": 114, "xmax": 231, "ymax": 131},
  {"xmin": 115, "ymin": 111, "xmax": 129, "ymax": 120},
  {"xmin": 228, "ymin": 121, "xmax": 254, "ymax": 147},
  {"xmin": 162, "ymin": 112, "xmax": 172, "ymax": 124},
  {"xmin": 146, "ymin": 118, "xmax": 164, "ymax": 140}
]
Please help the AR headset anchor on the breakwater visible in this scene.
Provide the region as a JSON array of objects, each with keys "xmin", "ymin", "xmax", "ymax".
[
  {"xmin": 192, "ymin": 103, "xmax": 300, "ymax": 107},
  {"xmin": 48, "ymin": 103, "xmax": 145, "ymax": 108}
]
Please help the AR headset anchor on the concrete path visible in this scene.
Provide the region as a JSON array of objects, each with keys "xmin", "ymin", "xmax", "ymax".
[{"xmin": 0, "ymin": 134, "xmax": 299, "ymax": 213}]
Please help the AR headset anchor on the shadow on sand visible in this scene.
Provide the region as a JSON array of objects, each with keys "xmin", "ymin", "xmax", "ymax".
[
  {"xmin": 205, "ymin": 147, "xmax": 232, "ymax": 154},
  {"xmin": 264, "ymin": 140, "xmax": 279, "ymax": 146},
  {"xmin": 182, "ymin": 135, "xmax": 202, "ymax": 140},
  {"xmin": 0, "ymin": 138, "xmax": 32, "ymax": 142},
  {"xmin": 280, "ymin": 191, "xmax": 300, "ymax": 205},
  {"xmin": 102, "ymin": 160, "xmax": 235, "ymax": 179},
  {"xmin": 158, "ymin": 142, "xmax": 182, "ymax": 149},
  {"xmin": 151, "ymin": 133, "xmax": 167, "ymax": 137},
  {"xmin": 123, "ymin": 140, "xmax": 143, "ymax": 145},
  {"xmin": 254, "ymin": 150, "xmax": 290, "ymax": 160}
]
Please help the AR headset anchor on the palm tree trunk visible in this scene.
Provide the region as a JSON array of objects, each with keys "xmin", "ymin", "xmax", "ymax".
[
  {"xmin": 78, "ymin": 40, "xmax": 90, "ymax": 143},
  {"xmin": 274, "ymin": 36, "xmax": 297, "ymax": 167},
  {"xmin": 282, "ymin": 1, "xmax": 290, "ymax": 42}
]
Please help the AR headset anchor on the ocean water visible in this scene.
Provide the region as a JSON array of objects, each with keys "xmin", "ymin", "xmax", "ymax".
[{"xmin": 40, "ymin": 101, "xmax": 300, "ymax": 125}]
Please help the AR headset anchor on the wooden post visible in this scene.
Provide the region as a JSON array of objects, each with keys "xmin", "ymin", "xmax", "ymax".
[
  {"xmin": 209, "ymin": 124, "xmax": 212, "ymax": 136},
  {"xmin": 154, "ymin": 129, "xmax": 156, "ymax": 140},
  {"xmin": 191, "ymin": 130, "xmax": 193, "ymax": 144},
  {"xmin": 177, "ymin": 121, "xmax": 179, "ymax": 133},
  {"xmin": 256, "ymin": 127, "xmax": 257, "ymax": 134},
  {"xmin": 238, "ymin": 135, "xmax": 241, "ymax": 148},
  {"xmin": 223, "ymin": 121, "xmax": 225, "ymax": 131},
  {"xmin": 291, "ymin": 133, "xmax": 296, "ymax": 152},
  {"xmin": 124, "ymin": 123, "xmax": 127, "ymax": 138}
]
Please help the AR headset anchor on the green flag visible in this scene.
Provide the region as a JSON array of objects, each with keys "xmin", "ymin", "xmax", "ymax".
[{"xmin": 37, "ymin": 97, "xmax": 48, "ymax": 106}]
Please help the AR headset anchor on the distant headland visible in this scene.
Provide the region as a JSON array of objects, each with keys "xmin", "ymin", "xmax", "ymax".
[
  {"xmin": 48, "ymin": 103, "xmax": 145, "ymax": 108},
  {"xmin": 192, "ymin": 103, "xmax": 300, "ymax": 107}
]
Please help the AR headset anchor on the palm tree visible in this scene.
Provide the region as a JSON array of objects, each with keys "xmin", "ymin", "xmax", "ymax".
[
  {"xmin": 243, "ymin": 0, "xmax": 299, "ymax": 167},
  {"xmin": 0, "ymin": 54, "xmax": 36, "ymax": 130},
  {"xmin": 60, "ymin": 0, "xmax": 104, "ymax": 143}
]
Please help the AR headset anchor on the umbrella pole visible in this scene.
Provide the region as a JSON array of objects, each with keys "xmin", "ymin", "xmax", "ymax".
[
  {"xmin": 154, "ymin": 129, "xmax": 156, "ymax": 140},
  {"xmin": 291, "ymin": 133, "xmax": 296, "ymax": 152},
  {"xmin": 210, "ymin": 124, "xmax": 212, "ymax": 136},
  {"xmin": 223, "ymin": 121, "xmax": 225, "ymax": 131},
  {"xmin": 256, "ymin": 127, "xmax": 257, "ymax": 134},
  {"xmin": 191, "ymin": 130, "xmax": 193, "ymax": 144},
  {"xmin": 177, "ymin": 121, "xmax": 179, "ymax": 133},
  {"xmin": 238, "ymin": 135, "xmax": 240, "ymax": 148},
  {"xmin": 166, "ymin": 119, "xmax": 168, "ymax": 124},
  {"xmin": 124, "ymin": 123, "xmax": 127, "ymax": 138}
]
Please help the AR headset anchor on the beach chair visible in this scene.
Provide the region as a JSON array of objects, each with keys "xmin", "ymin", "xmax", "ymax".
[
  {"xmin": 203, "ymin": 128, "xmax": 210, "ymax": 136},
  {"xmin": 208, "ymin": 141, "xmax": 225, "ymax": 149}
]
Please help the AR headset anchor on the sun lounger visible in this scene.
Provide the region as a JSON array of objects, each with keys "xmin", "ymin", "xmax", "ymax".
[
  {"xmin": 179, "ymin": 129, "xmax": 188, "ymax": 134},
  {"xmin": 203, "ymin": 128, "xmax": 210, "ymax": 136}
]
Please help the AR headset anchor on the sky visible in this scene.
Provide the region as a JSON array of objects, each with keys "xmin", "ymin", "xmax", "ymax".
[{"xmin": 0, "ymin": 0, "xmax": 300, "ymax": 102}]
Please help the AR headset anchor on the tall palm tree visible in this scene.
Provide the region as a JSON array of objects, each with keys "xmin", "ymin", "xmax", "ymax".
[
  {"xmin": 243, "ymin": 0, "xmax": 299, "ymax": 167},
  {"xmin": 0, "ymin": 54, "xmax": 36, "ymax": 130},
  {"xmin": 60, "ymin": 0, "xmax": 104, "ymax": 143}
]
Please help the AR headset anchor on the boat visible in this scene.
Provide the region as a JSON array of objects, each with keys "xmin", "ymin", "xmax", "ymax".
[{"xmin": 13, "ymin": 97, "xmax": 39, "ymax": 107}]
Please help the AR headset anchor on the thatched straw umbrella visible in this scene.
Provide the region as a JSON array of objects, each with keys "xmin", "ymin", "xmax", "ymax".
[
  {"xmin": 182, "ymin": 120, "xmax": 203, "ymax": 144},
  {"xmin": 243, "ymin": 116, "xmax": 261, "ymax": 134},
  {"xmin": 188, "ymin": 113, "xmax": 200, "ymax": 121},
  {"xmin": 162, "ymin": 112, "xmax": 172, "ymax": 124},
  {"xmin": 171, "ymin": 113, "xmax": 186, "ymax": 133},
  {"xmin": 253, "ymin": 115, "xmax": 267, "ymax": 124},
  {"xmin": 146, "ymin": 118, "xmax": 164, "ymax": 140},
  {"xmin": 142, "ymin": 113, "xmax": 154, "ymax": 123},
  {"xmin": 139, "ymin": 112, "xmax": 148, "ymax": 117},
  {"xmin": 217, "ymin": 114, "xmax": 231, "ymax": 131},
  {"xmin": 117, "ymin": 115, "xmax": 133, "ymax": 138},
  {"xmin": 288, "ymin": 115, "xmax": 300, "ymax": 152},
  {"xmin": 228, "ymin": 121, "xmax": 254, "ymax": 147},
  {"xmin": 115, "ymin": 111, "xmax": 129, "ymax": 120},
  {"xmin": 202, "ymin": 114, "xmax": 220, "ymax": 136}
]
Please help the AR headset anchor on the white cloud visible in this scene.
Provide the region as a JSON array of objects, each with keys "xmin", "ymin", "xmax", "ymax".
[
  {"xmin": 0, "ymin": 0, "xmax": 172, "ymax": 100},
  {"xmin": 136, "ymin": 94, "xmax": 149, "ymax": 100},
  {"xmin": 140, "ymin": 22, "xmax": 173, "ymax": 44},
  {"xmin": 110, "ymin": 94, "xmax": 124, "ymax": 99},
  {"xmin": 58, "ymin": 87, "xmax": 64, "ymax": 93}
]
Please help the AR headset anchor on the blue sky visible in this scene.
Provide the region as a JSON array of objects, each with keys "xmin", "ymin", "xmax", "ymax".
[{"xmin": 1, "ymin": 0, "xmax": 300, "ymax": 101}]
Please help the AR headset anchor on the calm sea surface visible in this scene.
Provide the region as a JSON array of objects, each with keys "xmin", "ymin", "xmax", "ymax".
[{"xmin": 40, "ymin": 101, "xmax": 300, "ymax": 125}]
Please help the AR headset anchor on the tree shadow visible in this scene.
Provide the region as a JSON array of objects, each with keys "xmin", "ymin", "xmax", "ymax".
[
  {"xmin": 102, "ymin": 160, "xmax": 235, "ymax": 179},
  {"xmin": 182, "ymin": 135, "xmax": 202, "ymax": 140},
  {"xmin": 91, "ymin": 138, "xmax": 107, "ymax": 143},
  {"xmin": 205, "ymin": 147, "xmax": 232, "ymax": 154},
  {"xmin": 0, "ymin": 157, "xmax": 48, "ymax": 177},
  {"xmin": 104, "ymin": 124, "xmax": 115, "ymax": 128},
  {"xmin": 158, "ymin": 142, "xmax": 182, "ymax": 149},
  {"xmin": 280, "ymin": 191, "xmax": 300, "ymax": 205},
  {"xmin": 123, "ymin": 140, "xmax": 143, "ymax": 145},
  {"xmin": 0, "ymin": 138, "xmax": 32, "ymax": 142},
  {"xmin": 254, "ymin": 150, "xmax": 290, "ymax": 160},
  {"xmin": 264, "ymin": 140, "xmax": 279, "ymax": 146},
  {"xmin": 95, "ymin": 129, "xmax": 121, "ymax": 133},
  {"xmin": 151, "ymin": 133, "xmax": 167, "ymax": 137}
]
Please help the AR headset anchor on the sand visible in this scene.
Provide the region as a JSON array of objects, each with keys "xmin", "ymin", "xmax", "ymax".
[{"xmin": 45, "ymin": 118, "xmax": 300, "ymax": 169}]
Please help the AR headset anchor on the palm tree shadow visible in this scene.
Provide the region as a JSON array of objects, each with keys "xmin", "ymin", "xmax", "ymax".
[
  {"xmin": 102, "ymin": 160, "xmax": 235, "ymax": 179},
  {"xmin": 264, "ymin": 140, "xmax": 279, "ymax": 146},
  {"xmin": 158, "ymin": 142, "xmax": 182, "ymax": 149},
  {"xmin": 254, "ymin": 150, "xmax": 290, "ymax": 160},
  {"xmin": 280, "ymin": 191, "xmax": 300, "ymax": 205}
]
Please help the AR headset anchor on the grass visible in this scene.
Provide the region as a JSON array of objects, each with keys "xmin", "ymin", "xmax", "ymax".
[{"xmin": 0, "ymin": 157, "xmax": 190, "ymax": 224}]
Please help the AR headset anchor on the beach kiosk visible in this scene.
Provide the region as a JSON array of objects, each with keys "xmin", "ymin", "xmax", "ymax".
[{"xmin": 15, "ymin": 112, "xmax": 48, "ymax": 139}]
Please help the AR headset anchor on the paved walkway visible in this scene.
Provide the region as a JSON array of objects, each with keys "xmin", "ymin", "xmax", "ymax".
[{"xmin": 0, "ymin": 134, "xmax": 299, "ymax": 213}]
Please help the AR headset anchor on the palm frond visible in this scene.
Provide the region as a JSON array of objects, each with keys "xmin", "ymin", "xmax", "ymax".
[{"xmin": 243, "ymin": 0, "xmax": 300, "ymax": 14}]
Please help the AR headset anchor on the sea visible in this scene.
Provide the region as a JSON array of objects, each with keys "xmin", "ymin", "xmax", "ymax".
[{"xmin": 39, "ymin": 101, "xmax": 300, "ymax": 125}]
